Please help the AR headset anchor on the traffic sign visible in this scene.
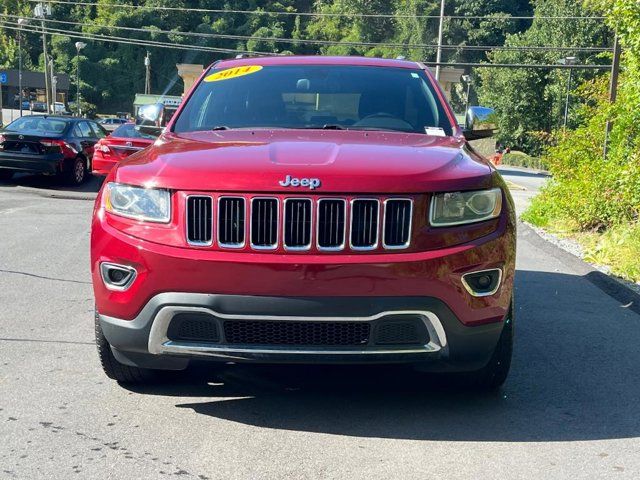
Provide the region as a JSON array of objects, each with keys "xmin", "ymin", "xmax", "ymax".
[{"xmin": 0, "ymin": 72, "xmax": 7, "ymax": 84}]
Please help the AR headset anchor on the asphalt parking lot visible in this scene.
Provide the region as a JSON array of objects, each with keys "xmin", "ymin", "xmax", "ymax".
[{"xmin": 1, "ymin": 172, "xmax": 639, "ymax": 479}]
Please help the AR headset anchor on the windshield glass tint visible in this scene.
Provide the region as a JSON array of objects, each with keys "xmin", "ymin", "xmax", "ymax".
[
  {"xmin": 112, "ymin": 124, "xmax": 156, "ymax": 140},
  {"xmin": 5, "ymin": 116, "xmax": 68, "ymax": 135},
  {"xmin": 174, "ymin": 65, "xmax": 452, "ymax": 135}
]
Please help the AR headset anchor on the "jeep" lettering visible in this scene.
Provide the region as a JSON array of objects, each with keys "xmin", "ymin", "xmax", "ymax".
[{"xmin": 278, "ymin": 175, "xmax": 321, "ymax": 190}]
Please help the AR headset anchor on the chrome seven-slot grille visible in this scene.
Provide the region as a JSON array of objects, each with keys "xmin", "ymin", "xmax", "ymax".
[{"xmin": 186, "ymin": 195, "xmax": 412, "ymax": 251}]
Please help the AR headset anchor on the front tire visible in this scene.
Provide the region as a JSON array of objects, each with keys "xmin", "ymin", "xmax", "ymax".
[
  {"xmin": 95, "ymin": 310, "xmax": 157, "ymax": 384},
  {"xmin": 466, "ymin": 301, "xmax": 514, "ymax": 390}
]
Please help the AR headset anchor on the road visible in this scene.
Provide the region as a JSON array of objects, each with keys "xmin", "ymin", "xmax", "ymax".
[{"xmin": 1, "ymin": 171, "xmax": 639, "ymax": 480}]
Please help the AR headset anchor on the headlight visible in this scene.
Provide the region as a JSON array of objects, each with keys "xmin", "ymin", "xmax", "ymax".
[
  {"xmin": 104, "ymin": 182, "xmax": 171, "ymax": 223},
  {"xmin": 429, "ymin": 188, "xmax": 502, "ymax": 227}
]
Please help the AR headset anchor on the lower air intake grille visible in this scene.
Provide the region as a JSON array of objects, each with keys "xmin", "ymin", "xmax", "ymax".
[
  {"xmin": 167, "ymin": 313, "xmax": 220, "ymax": 342},
  {"xmin": 284, "ymin": 199, "xmax": 312, "ymax": 249},
  {"xmin": 351, "ymin": 199, "xmax": 379, "ymax": 249},
  {"xmin": 374, "ymin": 321, "xmax": 425, "ymax": 345},
  {"xmin": 218, "ymin": 197, "xmax": 245, "ymax": 247},
  {"xmin": 186, "ymin": 196, "xmax": 213, "ymax": 245},
  {"xmin": 224, "ymin": 320, "xmax": 370, "ymax": 346},
  {"xmin": 383, "ymin": 199, "xmax": 412, "ymax": 248}
]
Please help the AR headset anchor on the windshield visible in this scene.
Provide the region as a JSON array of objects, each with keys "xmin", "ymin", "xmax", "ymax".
[
  {"xmin": 112, "ymin": 123, "xmax": 157, "ymax": 140},
  {"xmin": 4, "ymin": 116, "xmax": 69, "ymax": 135},
  {"xmin": 174, "ymin": 65, "xmax": 452, "ymax": 135}
]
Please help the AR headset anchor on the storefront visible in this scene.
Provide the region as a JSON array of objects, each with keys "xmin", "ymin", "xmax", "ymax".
[{"xmin": 0, "ymin": 69, "xmax": 69, "ymax": 110}]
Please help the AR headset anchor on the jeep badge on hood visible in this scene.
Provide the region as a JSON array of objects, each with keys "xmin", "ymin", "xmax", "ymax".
[{"xmin": 278, "ymin": 175, "xmax": 321, "ymax": 190}]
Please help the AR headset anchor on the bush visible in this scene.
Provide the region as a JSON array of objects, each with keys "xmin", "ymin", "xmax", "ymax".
[{"xmin": 523, "ymin": 75, "xmax": 640, "ymax": 231}]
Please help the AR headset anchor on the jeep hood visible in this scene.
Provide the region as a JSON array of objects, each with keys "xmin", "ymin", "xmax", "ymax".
[{"xmin": 114, "ymin": 130, "xmax": 492, "ymax": 193}]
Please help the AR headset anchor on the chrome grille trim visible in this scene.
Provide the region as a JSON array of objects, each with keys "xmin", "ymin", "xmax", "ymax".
[
  {"xmin": 349, "ymin": 199, "xmax": 380, "ymax": 251},
  {"xmin": 217, "ymin": 196, "xmax": 246, "ymax": 249},
  {"xmin": 283, "ymin": 198, "xmax": 313, "ymax": 251},
  {"xmin": 250, "ymin": 197, "xmax": 279, "ymax": 250},
  {"xmin": 382, "ymin": 198, "xmax": 413, "ymax": 250},
  {"xmin": 185, "ymin": 195, "xmax": 213, "ymax": 247},
  {"xmin": 316, "ymin": 198, "xmax": 347, "ymax": 251}
]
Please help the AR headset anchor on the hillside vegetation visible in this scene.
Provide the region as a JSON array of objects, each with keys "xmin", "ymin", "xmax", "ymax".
[{"xmin": 523, "ymin": 0, "xmax": 640, "ymax": 283}]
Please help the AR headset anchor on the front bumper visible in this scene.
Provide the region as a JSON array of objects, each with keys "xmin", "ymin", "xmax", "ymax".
[
  {"xmin": 0, "ymin": 151, "xmax": 64, "ymax": 174},
  {"xmin": 99, "ymin": 293, "xmax": 506, "ymax": 371}
]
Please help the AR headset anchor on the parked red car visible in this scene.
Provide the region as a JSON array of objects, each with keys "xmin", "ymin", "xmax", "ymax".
[
  {"xmin": 92, "ymin": 56, "xmax": 515, "ymax": 389},
  {"xmin": 92, "ymin": 123, "xmax": 155, "ymax": 175}
]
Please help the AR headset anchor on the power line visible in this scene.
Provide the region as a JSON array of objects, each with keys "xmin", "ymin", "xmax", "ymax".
[
  {"xmin": 28, "ymin": 0, "xmax": 607, "ymax": 20},
  {"xmin": 0, "ymin": 20, "xmax": 278, "ymax": 56},
  {"xmin": 0, "ymin": 14, "xmax": 613, "ymax": 53},
  {"xmin": 0, "ymin": 20, "xmax": 611, "ymax": 70}
]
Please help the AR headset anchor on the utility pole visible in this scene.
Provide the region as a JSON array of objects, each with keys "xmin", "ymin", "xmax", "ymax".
[
  {"xmin": 144, "ymin": 51, "xmax": 151, "ymax": 94},
  {"xmin": 34, "ymin": 3, "xmax": 52, "ymax": 114},
  {"xmin": 435, "ymin": 0, "xmax": 446, "ymax": 82},
  {"xmin": 604, "ymin": 36, "xmax": 622, "ymax": 159}
]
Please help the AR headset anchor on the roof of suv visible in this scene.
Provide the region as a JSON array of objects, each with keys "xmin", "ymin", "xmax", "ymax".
[{"xmin": 213, "ymin": 55, "xmax": 422, "ymax": 71}]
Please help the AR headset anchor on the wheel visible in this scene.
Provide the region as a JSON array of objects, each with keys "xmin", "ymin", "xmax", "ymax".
[
  {"xmin": 64, "ymin": 157, "xmax": 86, "ymax": 185},
  {"xmin": 466, "ymin": 300, "xmax": 514, "ymax": 390},
  {"xmin": 95, "ymin": 310, "xmax": 157, "ymax": 384},
  {"xmin": 0, "ymin": 170, "xmax": 14, "ymax": 181}
]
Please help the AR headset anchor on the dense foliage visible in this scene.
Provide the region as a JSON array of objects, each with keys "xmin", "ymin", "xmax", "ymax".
[
  {"xmin": 0, "ymin": 0, "xmax": 534, "ymax": 113},
  {"xmin": 476, "ymin": 0, "xmax": 610, "ymax": 154},
  {"xmin": 523, "ymin": 0, "xmax": 640, "ymax": 281}
]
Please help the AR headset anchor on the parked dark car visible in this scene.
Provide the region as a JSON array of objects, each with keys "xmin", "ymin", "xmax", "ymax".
[{"xmin": 0, "ymin": 115, "xmax": 107, "ymax": 184}]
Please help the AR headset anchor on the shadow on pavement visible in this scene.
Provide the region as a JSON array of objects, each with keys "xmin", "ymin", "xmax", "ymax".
[
  {"xmin": 0, "ymin": 172, "xmax": 104, "ymax": 194},
  {"xmin": 123, "ymin": 269, "xmax": 640, "ymax": 443}
]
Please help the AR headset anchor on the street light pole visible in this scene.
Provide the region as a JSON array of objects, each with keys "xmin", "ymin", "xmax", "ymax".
[
  {"xmin": 558, "ymin": 56, "xmax": 576, "ymax": 128},
  {"xmin": 34, "ymin": 3, "xmax": 52, "ymax": 114},
  {"xmin": 49, "ymin": 58, "xmax": 55, "ymax": 111},
  {"xmin": 75, "ymin": 42, "xmax": 86, "ymax": 117},
  {"xmin": 434, "ymin": 0, "xmax": 446, "ymax": 82},
  {"xmin": 462, "ymin": 74, "xmax": 472, "ymax": 112},
  {"xmin": 17, "ymin": 18, "xmax": 29, "ymax": 117}
]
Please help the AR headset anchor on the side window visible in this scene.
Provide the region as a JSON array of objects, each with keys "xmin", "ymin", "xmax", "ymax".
[
  {"xmin": 90, "ymin": 123, "xmax": 107, "ymax": 138},
  {"xmin": 72, "ymin": 124, "xmax": 83, "ymax": 137},
  {"xmin": 79, "ymin": 121, "xmax": 93, "ymax": 138}
]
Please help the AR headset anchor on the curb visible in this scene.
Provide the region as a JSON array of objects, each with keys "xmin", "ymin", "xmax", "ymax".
[{"xmin": 519, "ymin": 222, "xmax": 640, "ymax": 316}]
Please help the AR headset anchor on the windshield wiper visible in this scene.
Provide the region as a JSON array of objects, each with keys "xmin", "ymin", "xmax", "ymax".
[
  {"xmin": 210, "ymin": 126, "xmax": 231, "ymax": 131},
  {"xmin": 321, "ymin": 124, "xmax": 345, "ymax": 130}
]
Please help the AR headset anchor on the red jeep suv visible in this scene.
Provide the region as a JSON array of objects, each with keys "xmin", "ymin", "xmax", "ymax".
[{"xmin": 91, "ymin": 56, "xmax": 515, "ymax": 389}]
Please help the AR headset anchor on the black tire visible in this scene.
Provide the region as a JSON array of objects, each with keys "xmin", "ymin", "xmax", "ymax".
[
  {"xmin": 0, "ymin": 170, "xmax": 14, "ymax": 181},
  {"xmin": 64, "ymin": 157, "xmax": 87, "ymax": 185},
  {"xmin": 95, "ymin": 310, "xmax": 157, "ymax": 384},
  {"xmin": 466, "ymin": 300, "xmax": 514, "ymax": 390}
]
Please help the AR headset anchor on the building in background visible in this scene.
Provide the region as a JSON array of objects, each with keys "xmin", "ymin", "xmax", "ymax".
[{"xmin": 0, "ymin": 69, "xmax": 70, "ymax": 109}]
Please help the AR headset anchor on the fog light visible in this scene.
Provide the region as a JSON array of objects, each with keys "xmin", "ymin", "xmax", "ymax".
[
  {"xmin": 100, "ymin": 262, "xmax": 137, "ymax": 291},
  {"xmin": 461, "ymin": 269, "xmax": 502, "ymax": 297}
]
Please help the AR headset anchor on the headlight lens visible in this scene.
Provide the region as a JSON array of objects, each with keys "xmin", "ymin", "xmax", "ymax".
[
  {"xmin": 430, "ymin": 188, "xmax": 502, "ymax": 227},
  {"xmin": 104, "ymin": 182, "xmax": 171, "ymax": 223}
]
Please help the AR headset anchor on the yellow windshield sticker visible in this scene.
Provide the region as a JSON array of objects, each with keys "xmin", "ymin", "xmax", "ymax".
[{"xmin": 204, "ymin": 65, "xmax": 263, "ymax": 82}]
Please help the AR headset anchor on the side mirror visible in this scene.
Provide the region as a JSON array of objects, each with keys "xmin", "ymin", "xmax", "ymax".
[
  {"xmin": 136, "ymin": 103, "xmax": 165, "ymax": 136},
  {"xmin": 463, "ymin": 106, "xmax": 498, "ymax": 141}
]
